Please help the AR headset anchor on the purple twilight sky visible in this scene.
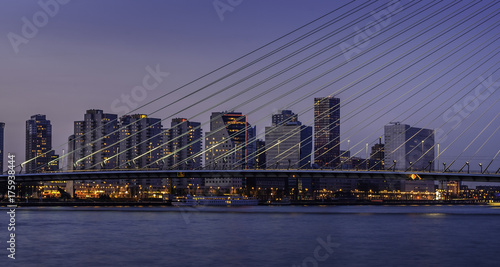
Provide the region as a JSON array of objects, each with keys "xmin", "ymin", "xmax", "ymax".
[{"xmin": 0, "ymin": 0, "xmax": 499, "ymax": 179}]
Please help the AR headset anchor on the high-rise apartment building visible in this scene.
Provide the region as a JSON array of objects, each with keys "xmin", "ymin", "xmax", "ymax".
[
  {"xmin": 70, "ymin": 110, "xmax": 119, "ymax": 170},
  {"xmin": 205, "ymin": 112, "xmax": 255, "ymax": 170},
  {"xmin": 255, "ymin": 139, "xmax": 266, "ymax": 169},
  {"xmin": 163, "ymin": 118, "xmax": 202, "ymax": 169},
  {"xmin": 370, "ymin": 138, "xmax": 385, "ymax": 170},
  {"xmin": 384, "ymin": 122, "xmax": 434, "ymax": 171},
  {"xmin": 163, "ymin": 118, "xmax": 203, "ymax": 192},
  {"xmin": 265, "ymin": 110, "xmax": 312, "ymax": 169},
  {"xmin": 272, "ymin": 110, "xmax": 299, "ymax": 126},
  {"xmin": 118, "ymin": 114, "xmax": 162, "ymax": 169},
  {"xmin": 205, "ymin": 112, "xmax": 255, "ymax": 191},
  {"xmin": 25, "ymin": 115, "xmax": 59, "ymax": 173},
  {"xmin": 314, "ymin": 97, "xmax": 340, "ymax": 168}
]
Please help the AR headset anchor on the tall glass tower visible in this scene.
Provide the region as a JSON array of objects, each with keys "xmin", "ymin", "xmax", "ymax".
[
  {"xmin": 25, "ymin": 115, "xmax": 59, "ymax": 173},
  {"xmin": 314, "ymin": 97, "xmax": 340, "ymax": 168}
]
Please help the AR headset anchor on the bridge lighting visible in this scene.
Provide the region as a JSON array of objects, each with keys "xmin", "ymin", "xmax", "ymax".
[{"xmin": 479, "ymin": 163, "xmax": 483, "ymax": 174}]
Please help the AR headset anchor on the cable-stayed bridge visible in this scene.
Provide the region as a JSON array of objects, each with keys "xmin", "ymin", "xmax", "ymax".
[
  {"xmin": 6, "ymin": 1, "xmax": 500, "ymax": 191},
  {"xmin": 1, "ymin": 169, "xmax": 499, "ymax": 183}
]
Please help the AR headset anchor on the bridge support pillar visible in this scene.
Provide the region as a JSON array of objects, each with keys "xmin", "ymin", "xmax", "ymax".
[{"xmin": 66, "ymin": 180, "xmax": 74, "ymax": 198}]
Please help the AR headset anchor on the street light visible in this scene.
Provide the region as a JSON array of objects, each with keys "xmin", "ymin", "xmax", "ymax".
[
  {"xmin": 466, "ymin": 162, "xmax": 470, "ymax": 174},
  {"xmin": 479, "ymin": 163, "xmax": 483, "ymax": 174}
]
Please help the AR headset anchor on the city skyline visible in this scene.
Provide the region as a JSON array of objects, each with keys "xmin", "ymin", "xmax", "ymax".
[
  {"xmin": 2, "ymin": 2, "xmax": 500, "ymax": 266},
  {"xmin": 1, "ymin": 1, "xmax": 499, "ymax": 174}
]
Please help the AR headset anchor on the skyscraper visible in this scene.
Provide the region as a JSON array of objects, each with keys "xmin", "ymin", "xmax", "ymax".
[
  {"xmin": 0, "ymin": 122, "xmax": 4, "ymax": 172},
  {"xmin": 118, "ymin": 114, "xmax": 162, "ymax": 169},
  {"xmin": 384, "ymin": 122, "xmax": 434, "ymax": 171},
  {"xmin": 272, "ymin": 110, "xmax": 299, "ymax": 126},
  {"xmin": 67, "ymin": 134, "xmax": 76, "ymax": 171},
  {"xmin": 265, "ymin": 110, "xmax": 312, "ymax": 169},
  {"xmin": 205, "ymin": 112, "xmax": 254, "ymax": 170},
  {"xmin": 70, "ymin": 110, "xmax": 119, "ymax": 170},
  {"xmin": 25, "ymin": 115, "xmax": 59, "ymax": 173},
  {"xmin": 370, "ymin": 138, "xmax": 385, "ymax": 170},
  {"xmin": 205, "ymin": 112, "xmax": 254, "ymax": 191},
  {"xmin": 314, "ymin": 97, "xmax": 340, "ymax": 168},
  {"xmin": 255, "ymin": 139, "xmax": 266, "ymax": 169},
  {"xmin": 163, "ymin": 118, "xmax": 203, "ymax": 192},
  {"xmin": 164, "ymin": 118, "xmax": 202, "ymax": 169}
]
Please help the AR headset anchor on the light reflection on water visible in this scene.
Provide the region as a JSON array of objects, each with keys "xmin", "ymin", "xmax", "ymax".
[{"xmin": 3, "ymin": 205, "xmax": 500, "ymax": 267}]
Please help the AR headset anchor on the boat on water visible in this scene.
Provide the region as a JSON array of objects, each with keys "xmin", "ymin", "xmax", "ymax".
[
  {"xmin": 268, "ymin": 197, "xmax": 291, "ymax": 205},
  {"xmin": 171, "ymin": 195, "xmax": 197, "ymax": 206},
  {"xmin": 172, "ymin": 194, "xmax": 258, "ymax": 207}
]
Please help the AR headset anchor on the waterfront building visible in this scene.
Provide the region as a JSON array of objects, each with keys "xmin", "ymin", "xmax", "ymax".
[
  {"xmin": 118, "ymin": 114, "xmax": 162, "ymax": 169},
  {"xmin": 265, "ymin": 110, "xmax": 312, "ymax": 169},
  {"xmin": 163, "ymin": 118, "xmax": 202, "ymax": 169},
  {"xmin": 69, "ymin": 109, "xmax": 119, "ymax": 170},
  {"xmin": 265, "ymin": 110, "xmax": 312, "ymax": 198},
  {"xmin": 272, "ymin": 110, "xmax": 299, "ymax": 126},
  {"xmin": 163, "ymin": 118, "xmax": 203, "ymax": 191},
  {"xmin": 384, "ymin": 122, "xmax": 434, "ymax": 171},
  {"xmin": 116, "ymin": 114, "xmax": 163, "ymax": 189},
  {"xmin": 314, "ymin": 97, "xmax": 340, "ymax": 168},
  {"xmin": 370, "ymin": 138, "xmax": 385, "ymax": 170},
  {"xmin": 255, "ymin": 139, "xmax": 266, "ymax": 169},
  {"xmin": 205, "ymin": 112, "xmax": 255, "ymax": 170},
  {"xmin": 205, "ymin": 112, "xmax": 255, "ymax": 191},
  {"xmin": 25, "ymin": 115, "xmax": 59, "ymax": 173}
]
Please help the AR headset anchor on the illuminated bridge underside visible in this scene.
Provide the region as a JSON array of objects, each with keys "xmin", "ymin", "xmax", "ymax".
[{"xmin": 1, "ymin": 170, "xmax": 499, "ymax": 183}]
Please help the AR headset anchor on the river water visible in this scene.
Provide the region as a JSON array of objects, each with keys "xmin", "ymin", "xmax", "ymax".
[{"xmin": 2, "ymin": 205, "xmax": 500, "ymax": 267}]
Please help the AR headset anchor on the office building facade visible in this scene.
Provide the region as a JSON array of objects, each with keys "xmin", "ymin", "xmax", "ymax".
[
  {"xmin": 25, "ymin": 115, "xmax": 59, "ymax": 173},
  {"xmin": 384, "ymin": 122, "xmax": 434, "ymax": 171},
  {"xmin": 70, "ymin": 110, "xmax": 119, "ymax": 170},
  {"xmin": 265, "ymin": 110, "xmax": 312, "ymax": 169},
  {"xmin": 118, "ymin": 114, "xmax": 162, "ymax": 169},
  {"xmin": 314, "ymin": 97, "xmax": 340, "ymax": 168},
  {"xmin": 163, "ymin": 118, "xmax": 202, "ymax": 170},
  {"xmin": 205, "ymin": 112, "xmax": 255, "ymax": 191},
  {"xmin": 205, "ymin": 112, "xmax": 255, "ymax": 170}
]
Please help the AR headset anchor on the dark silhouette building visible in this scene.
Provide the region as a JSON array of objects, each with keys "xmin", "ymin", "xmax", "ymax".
[
  {"xmin": 370, "ymin": 138, "xmax": 385, "ymax": 170},
  {"xmin": 265, "ymin": 110, "xmax": 312, "ymax": 169},
  {"xmin": 118, "ymin": 114, "xmax": 162, "ymax": 169},
  {"xmin": 163, "ymin": 118, "xmax": 202, "ymax": 169},
  {"xmin": 314, "ymin": 97, "xmax": 340, "ymax": 168},
  {"xmin": 70, "ymin": 110, "xmax": 118, "ymax": 170},
  {"xmin": 25, "ymin": 115, "xmax": 58, "ymax": 173}
]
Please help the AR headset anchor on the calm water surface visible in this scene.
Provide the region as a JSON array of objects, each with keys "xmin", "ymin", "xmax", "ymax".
[{"xmin": 2, "ymin": 205, "xmax": 500, "ymax": 267}]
